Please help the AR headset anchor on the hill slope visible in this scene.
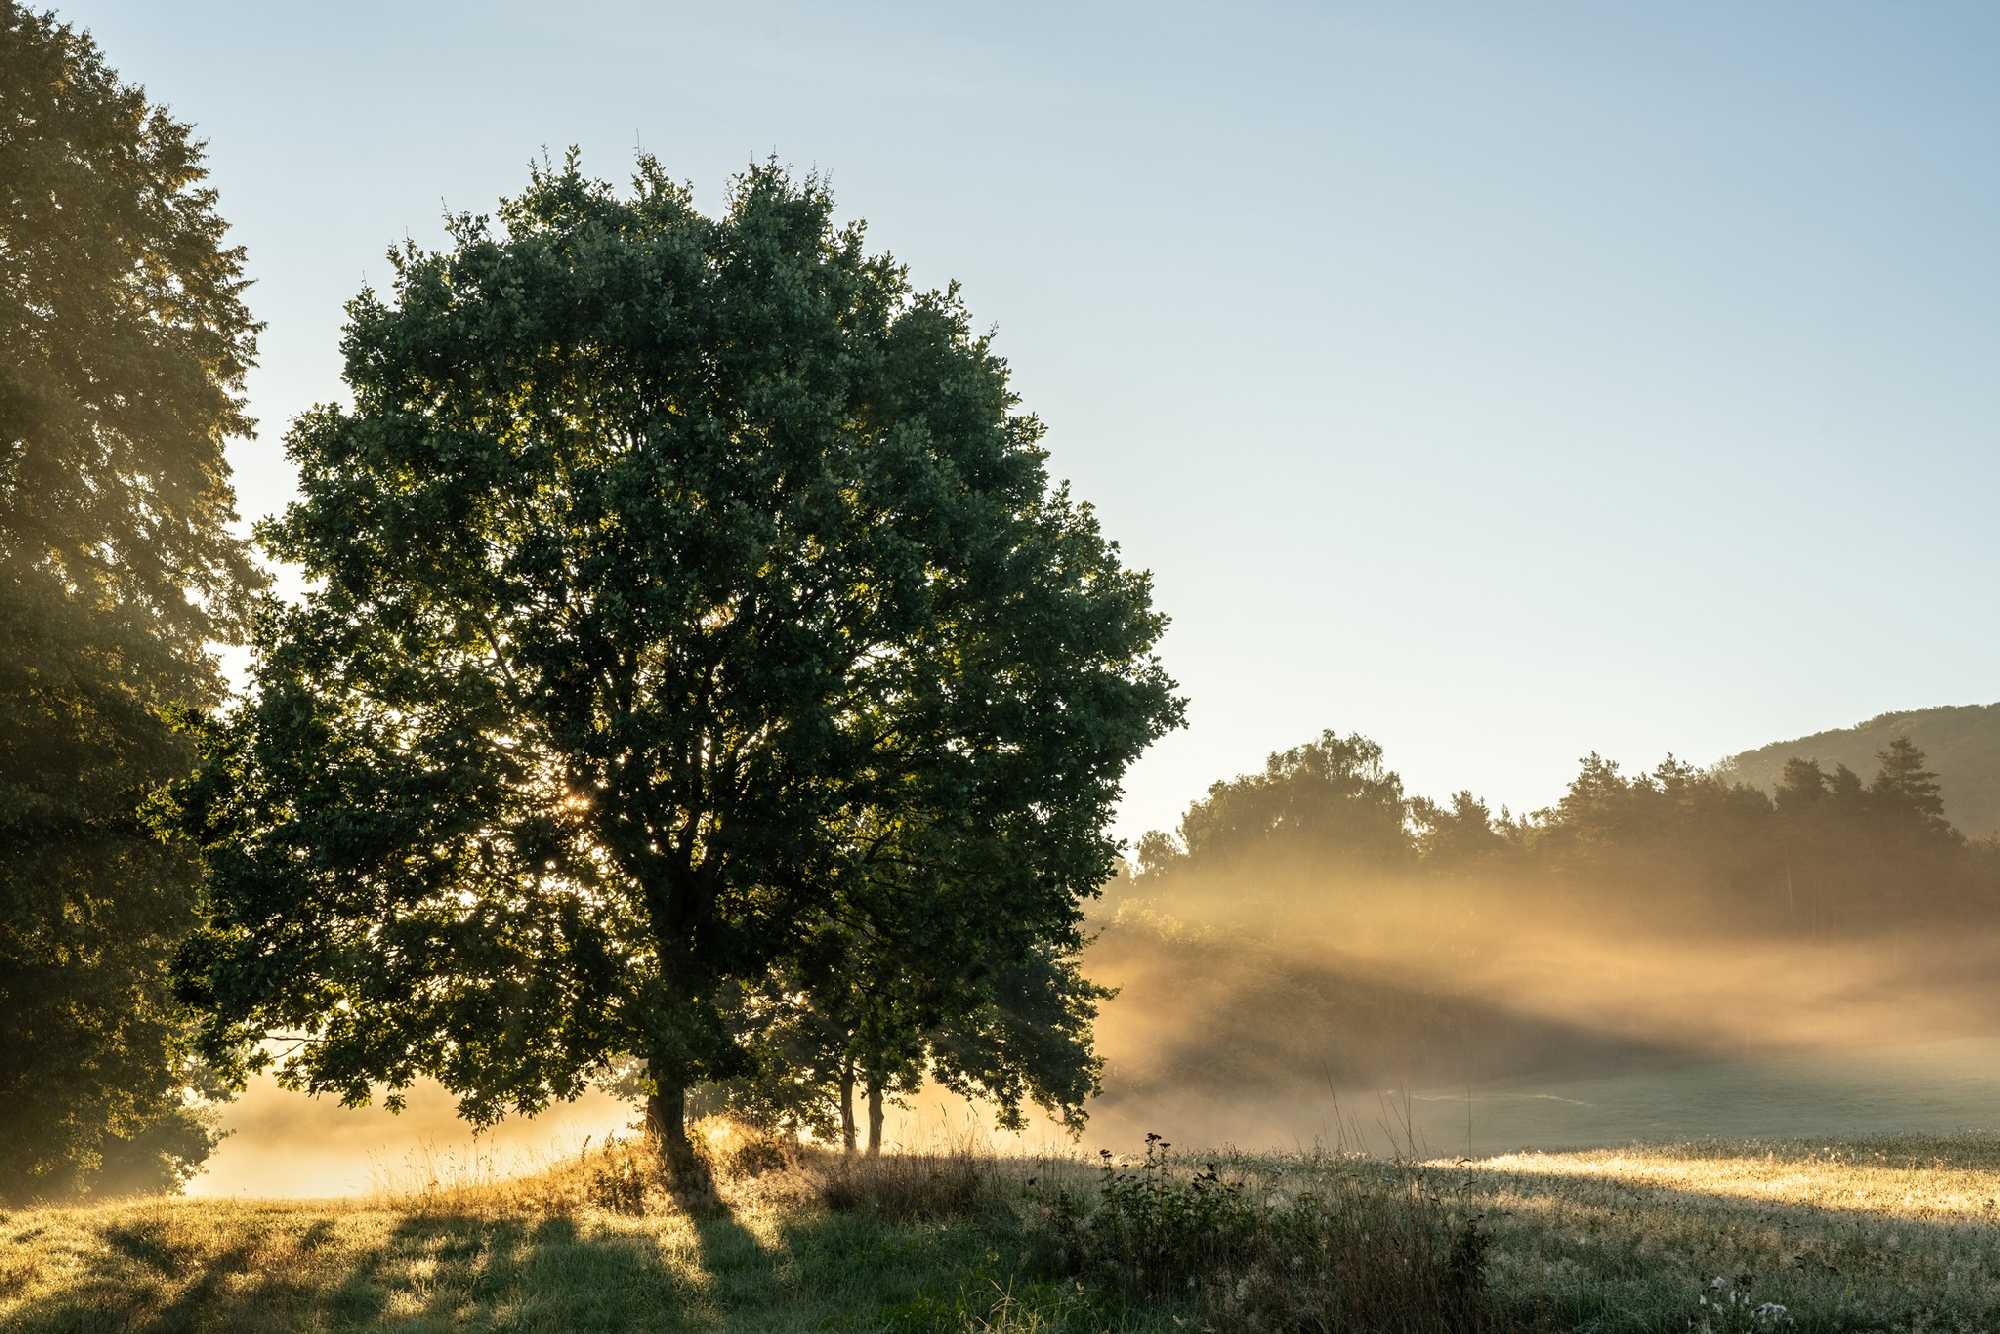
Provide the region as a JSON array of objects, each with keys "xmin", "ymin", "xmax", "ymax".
[{"xmin": 1719, "ymin": 702, "xmax": 2000, "ymax": 838}]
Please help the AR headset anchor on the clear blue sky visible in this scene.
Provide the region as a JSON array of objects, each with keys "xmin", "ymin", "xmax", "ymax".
[{"xmin": 67, "ymin": 0, "xmax": 2000, "ymax": 842}]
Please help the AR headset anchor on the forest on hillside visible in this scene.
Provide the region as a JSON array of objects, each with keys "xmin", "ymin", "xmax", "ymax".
[{"xmin": 1721, "ymin": 704, "xmax": 2000, "ymax": 839}]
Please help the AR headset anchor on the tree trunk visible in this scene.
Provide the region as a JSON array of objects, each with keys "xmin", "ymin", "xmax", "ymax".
[
  {"xmin": 838, "ymin": 1056, "xmax": 857, "ymax": 1154},
  {"xmin": 647, "ymin": 1077, "xmax": 692, "ymax": 1163},
  {"xmin": 865, "ymin": 1077, "xmax": 884, "ymax": 1157},
  {"xmin": 646, "ymin": 1064, "xmax": 718, "ymax": 1205}
]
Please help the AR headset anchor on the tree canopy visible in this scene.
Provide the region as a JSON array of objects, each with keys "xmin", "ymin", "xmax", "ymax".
[
  {"xmin": 173, "ymin": 154, "xmax": 1182, "ymax": 1155},
  {"xmin": 0, "ymin": 2, "xmax": 262, "ymax": 1202},
  {"xmin": 1134, "ymin": 730, "xmax": 1410, "ymax": 896}
]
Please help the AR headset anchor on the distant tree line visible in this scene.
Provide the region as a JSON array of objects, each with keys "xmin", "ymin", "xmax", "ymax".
[{"xmin": 1128, "ymin": 729, "xmax": 2000, "ymax": 936}]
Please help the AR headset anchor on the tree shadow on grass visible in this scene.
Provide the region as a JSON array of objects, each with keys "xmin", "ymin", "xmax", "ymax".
[
  {"xmin": 321, "ymin": 1210, "xmax": 737, "ymax": 1332},
  {"xmin": 7, "ymin": 1216, "xmax": 272, "ymax": 1334},
  {"xmin": 100, "ymin": 1222, "xmax": 190, "ymax": 1275},
  {"xmin": 148, "ymin": 1243, "xmax": 258, "ymax": 1332},
  {"xmin": 11, "ymin": 1193, "xmax": 1104, "ymax": 1334},
  {"xmin": 6, "ymin": 1205, "xmax": 724, "ymax": 1334},
  {"xmin": 321, "ymin": 1214, "xmax": 512, "ymax": 1328}
]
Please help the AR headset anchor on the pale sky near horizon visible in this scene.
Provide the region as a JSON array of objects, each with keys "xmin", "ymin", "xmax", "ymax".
[{"xmin": 63, "ymin": 0, "xmax": 2000, "ymax": 845}]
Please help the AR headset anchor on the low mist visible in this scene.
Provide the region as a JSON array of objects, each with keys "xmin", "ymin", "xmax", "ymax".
[
  {"xmin": 187, "ymin": 1077, "xmax": 631, "ymax": 1199},
  {"xmin": 203, "ymin": 882, "xmax": 2000, "ymax": 1195},
  {"xmin": 189, "ymin": 728, "xmax": 2000, "ymax": 1193},
  {"xmin": 1079, "ymin": 881, "xmax": 2000, "ymax": 1156},
  {"xmin": 1070, "ymin": 729, "xmax": 2000, "ymax": 1155}
]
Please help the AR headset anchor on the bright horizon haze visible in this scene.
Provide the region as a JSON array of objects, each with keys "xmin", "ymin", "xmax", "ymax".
[{"xmin": 61, "ymin": 0, "xmax": 2000, "ymax": 844}]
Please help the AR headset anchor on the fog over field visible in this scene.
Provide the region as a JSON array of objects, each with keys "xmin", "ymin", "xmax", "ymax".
[
  {"xmin": 1085, "ymin": 914, "xmax": 2000, "ymax": 1158},
  {"xmin": 193, "ymin": 850, "xmax": 2000, "ymax": 1195}
]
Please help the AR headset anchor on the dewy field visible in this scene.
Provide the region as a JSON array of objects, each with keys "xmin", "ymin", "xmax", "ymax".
[{"xmin": 13, "ymin": 1122, "xmax": 2000, "ymax": 1332}]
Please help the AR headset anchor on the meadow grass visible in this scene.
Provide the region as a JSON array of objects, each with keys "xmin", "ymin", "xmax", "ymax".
[
  {"xmin": 8, "ymin": 1127, "xmax": 2000, "ymax": 1331},
  {"xmin": 1420, "ymin": 1134, "xmax": 2000, "ymax": 1332},
  {"xmin": 0, "ymin": 1127, "xmax": 1140, "ymax": 1334}
]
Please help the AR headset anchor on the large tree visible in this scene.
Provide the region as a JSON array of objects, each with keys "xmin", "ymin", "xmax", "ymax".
[
  {"xmin": 174, "ymin": 155, "xmax": 1181, "ymax": 1159},
  {"xmin": 0, "ymin": 3, "xmax": 262, "ymax": 1201}
]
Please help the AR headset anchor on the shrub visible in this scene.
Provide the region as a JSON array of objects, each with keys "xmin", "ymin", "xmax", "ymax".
[
  {"xmin": 1211, "ymin": 1181, "xmax": 1492, "ymax": 1333},
  {"xmin": 1031, "ymin": 1135, "xmax": 1495, "ymax": 1333},
  {"xmin": 725, "ymin": 1134, "xmax": 793, "ymax": 1178},
  {"xmin": 816, "ymin": 1144, "xmax": 1008, "ymax": 1223},
  {"xmin": 696, "ymin": 1118, "xmax": 796, "ymax": 1180},
  {"xmin": 1034, "ymin": 1134, "xmax": 1256, "ymax": 1293},
  {"xmin": 586, "ymin": 1137, "xmax": 654, "ymax": 1215}
]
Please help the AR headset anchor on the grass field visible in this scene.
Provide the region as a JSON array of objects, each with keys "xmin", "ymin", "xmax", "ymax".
[
  {"xmin": 1377, "ymin": 1035, "xmax": 2000, "ymax": 1161},
  {"xmin": 8, "ymin": 1127, "xmax": 2000, "ymax": 1332}
]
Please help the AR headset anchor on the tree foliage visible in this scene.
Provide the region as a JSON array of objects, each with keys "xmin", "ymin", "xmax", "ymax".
[
  {"xmin": 1129, "ymin": 730, "xmax": 1411, "ymax": 910},
  {"xmin": 696, "ymin": 794, "xmax": 1119, "ymax": 1152},
  {"xmin": 173, "ymin": 154, "xmax": 1181, "ymax": 1153},
  {"xmin": 711, "ymin": 885, "xmax": 1114, "ymax": 1152},
  {"xmin": 0, "ymin": 3, "xmax": 262, "ymax": 1202}
]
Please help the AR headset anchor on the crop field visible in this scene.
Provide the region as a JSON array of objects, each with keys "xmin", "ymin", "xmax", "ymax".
[{"xmin": 9, "ymin": 1126, "xmax": 2000, "ymax": 1333}]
